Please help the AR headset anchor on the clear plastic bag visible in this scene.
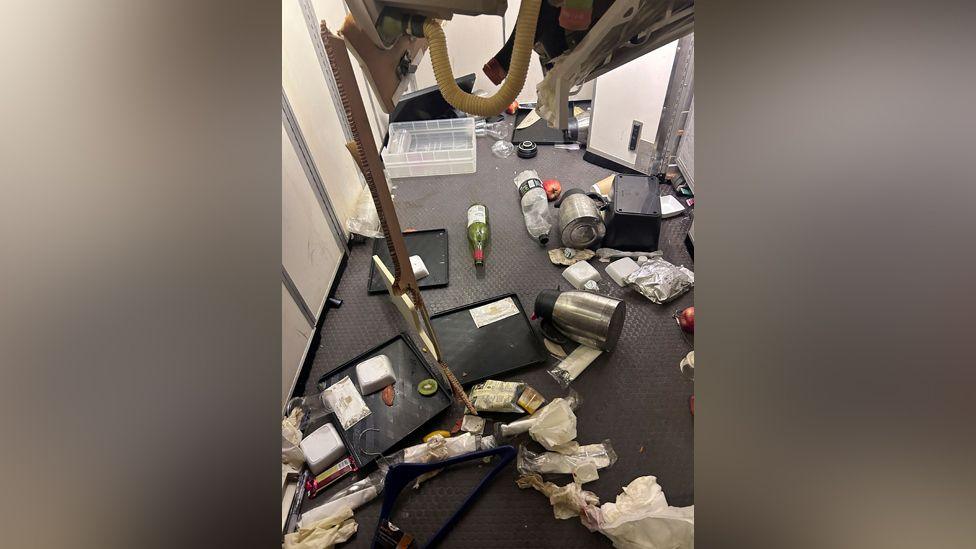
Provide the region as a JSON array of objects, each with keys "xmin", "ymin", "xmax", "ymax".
[
  {"xmin": 298, "ymin": 469, "xmax": 386, "ymax": 527},
  {"xmin": 496, "ymin": 391, "xmax": 580, "ymax": 440},
  {"xmin": 321, "ymin": 377, "xmax": 371, "ymax": 430},
  {"xmin": 468, "ymin": 380, "xmax": 524, "ymax": 413},
  {"xmin": 381, "ymin": 432, "xmax": 493, "ymax": 488},
  {"xmin": 486, "ymin": 119, "xmax": 513, "ymax": 140},
  {"xmin": 517, "ymin": 440, "xmax": 617, "ymax": 484},
  {"xmin": 345, "ymin": 185, "xmax": 383, "ymax": 239},
  {"xmin": 548, "ymin": 345, "xmax": 603, "ymax": 388},
  {"xmin": 490, "ymin": 139, "xmax": 515, "ymax": 158}
]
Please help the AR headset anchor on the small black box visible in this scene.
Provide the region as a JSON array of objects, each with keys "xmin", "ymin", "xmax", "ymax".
[{"xmin": 602, "ymin": 174, "xmax": 662, "ymax": 251}]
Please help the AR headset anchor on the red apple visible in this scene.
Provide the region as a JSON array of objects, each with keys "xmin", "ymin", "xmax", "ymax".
[
  {"xmin": 543, "ymin": 179, "xmax": 562, "ymax": 201},
  {"xmin": 676, "ymin": 306, "xmax": 694, "ymax": 333}
]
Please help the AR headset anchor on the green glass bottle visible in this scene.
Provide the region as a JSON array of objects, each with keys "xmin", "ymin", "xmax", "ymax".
[{"xmin": 466, "ymin": 203, "xmax": 490, "ymax": 266}]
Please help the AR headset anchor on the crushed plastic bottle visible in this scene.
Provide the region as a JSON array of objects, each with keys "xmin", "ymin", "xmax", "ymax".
[{"xmin": 514, "ymin": 169, "xmax": 552, "ymax": 246}]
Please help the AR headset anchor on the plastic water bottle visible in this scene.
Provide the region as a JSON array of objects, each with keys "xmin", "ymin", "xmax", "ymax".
[{"xmin": 514, "ymin": 170, "xmax": 552, "ymax": 245}]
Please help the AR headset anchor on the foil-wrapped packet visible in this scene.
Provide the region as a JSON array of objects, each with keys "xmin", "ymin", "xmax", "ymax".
[{"xmin": 624, "ymin": 257, "xmax": 694, "ymax": 304}]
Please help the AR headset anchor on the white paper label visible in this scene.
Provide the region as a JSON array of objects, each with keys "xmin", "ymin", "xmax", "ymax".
[
  {"xmin": 467, "ymin": 204, "xmax": 487, "ymax": 227},
  {"xmin": 469, "ymin": 297, "xmax": 519, "ymax": 328}
]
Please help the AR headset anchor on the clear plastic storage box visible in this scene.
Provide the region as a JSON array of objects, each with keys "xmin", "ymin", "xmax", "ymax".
[{"xmin": 381, "ymin": 118, "xmax": 476, "ymax": 178}]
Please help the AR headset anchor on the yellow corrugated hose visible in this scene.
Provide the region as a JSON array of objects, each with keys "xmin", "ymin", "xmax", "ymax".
[{"xmin": 422, "ymin": 0, "xmax": 542, "ymax": 117}]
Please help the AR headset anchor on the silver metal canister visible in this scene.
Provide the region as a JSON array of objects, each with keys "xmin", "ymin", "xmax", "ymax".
[
  {"xmin": 554, "ymin": 189, "xmax": 606, "ymax": 249},
  {"xmin": 534, "ymin": 290, "xmax": 626, "ymax": 352}
]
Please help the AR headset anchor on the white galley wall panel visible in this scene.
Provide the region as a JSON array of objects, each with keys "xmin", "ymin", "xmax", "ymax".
[
  {"xmin": 283, "ymin": 0, "xmax": 363, "ymax": 228},
  {"xmin": 588, "ymin": 40, "xmax": 679, "ymax": 171},
  {"xmin": 282, "ymin": 124, "xmax": 343, "ymax": 317},
  {"xmin": 283, "ymin": 284, "xmax": 314, "ymax": 407}
]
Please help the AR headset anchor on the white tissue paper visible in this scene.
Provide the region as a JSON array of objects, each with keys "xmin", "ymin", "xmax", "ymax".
[
  {"xmin": 285, "ymin": 505, "xmax": 358, "ymax": 549},
  {"xmin": 582, "ymin": 476, "xmax": 694, "ymax": 549},
  {"xmin": 516, "ymin": 473, "xmax": 600, "ymax": 520},
  {"xmin": 281, "ymin": 407, "xmax": 305, "ymax": 470},
  {"xmin": 528, "ymin": 398, "xmax": 579, "ymax": 453}
]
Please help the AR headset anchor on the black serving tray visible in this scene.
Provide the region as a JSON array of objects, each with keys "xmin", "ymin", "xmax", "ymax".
[
  {"xmin": 367, "ymin": 229, "xmax": 449, "ymax": 295},
  {"xmin": 430, "ymin": 293, "xmax": 547, "ymax": 386},
  {"xmin": 316, "ymin": 333, "xmax": 452, "ymax": 468}
]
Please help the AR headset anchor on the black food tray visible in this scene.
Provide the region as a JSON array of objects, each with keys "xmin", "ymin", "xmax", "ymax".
[
  {"xmin": 430, "ymin": 293, "xmax": 547, "ymax": 386},
  {"xmin": 367, "ymin": 229, "xmax": 449, "ymax": 295},
  {"xmin": 316, "ymin": 333, "xmax": 452, "ymax": 468}
]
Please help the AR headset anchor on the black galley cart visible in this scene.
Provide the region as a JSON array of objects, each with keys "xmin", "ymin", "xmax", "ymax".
[{"xmin": 602, "ymin": 174, "xmax": 663, "ymax": 251}]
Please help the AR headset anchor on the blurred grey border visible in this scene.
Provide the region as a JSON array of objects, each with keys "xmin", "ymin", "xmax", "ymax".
[
  {"xmin": 3, "ymin": 1, "xmax": 976, "ymax": 548},
  {"xmin": 696, "ymin": 1, "xmax": 976, "ymax": 547},
  {"xmin": 0, "ymin": 2, "xmax": 280, "ymax": 548}
]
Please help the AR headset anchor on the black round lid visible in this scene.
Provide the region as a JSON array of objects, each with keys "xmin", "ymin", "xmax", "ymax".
[
  {"xmin": 516, "ymin": 140, "xmax": 538, "ymax": 158},
  {"xmin": 534, "ymin": 289, "xmax": 560, "ymax": 320}
]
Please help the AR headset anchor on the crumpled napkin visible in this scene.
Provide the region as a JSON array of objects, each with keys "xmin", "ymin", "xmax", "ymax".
[
  {"xmin": 282, "ymin": 407, "xmax": 305, "ymax": 470},
  {"xmin": 582, "ymin": 476, "xmax": 694, "ymax": 549},
  {"xmin": 528, "ymin": 398, "xmax": 579, "ymax": 453},
  {"xmin": 283, "ymin": 506, "xmax": 357, "ymax": 549},
  {"xmin": 516, "ymin": 473, "xmax": 600, "ymax": 520}
]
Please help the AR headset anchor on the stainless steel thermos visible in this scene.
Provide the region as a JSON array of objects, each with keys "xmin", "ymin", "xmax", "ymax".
[{"xmin": 534, "ymin": 290, "xmax": 626, "ymax": 351}]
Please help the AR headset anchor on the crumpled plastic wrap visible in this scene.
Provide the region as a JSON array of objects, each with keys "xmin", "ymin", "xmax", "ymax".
[
  {"xmin": 516, "ymin": 473, "xmax": 600, "ymax": 520},
  {"xmin": 282, "ymin": 407, "xmax": 305, "ymax": 470},
  {"xmin": 496, "ymin": 391, "xmax": 579, "ymax": 439},
  {"xmin": 486, "ymin": 119, "xmax": 513, "ymax": 140},
  {"xmin": 383, "ymin": 433, "xmax": 492, "ymax": 488},
  {"xmin": 518, "ymin": 440, "xmax": 617, "ymax": 484},
  {"xmin": 581, "ymin": 476, "xmax": 694, "ymax": 549},
  {"xmin": 299, "ymin": 470, "xmax": 385, "ymax": 528},
  {"xmin": 286, "ymin": 505, "xmax": 358, "ymax": 549},
  {"xmin": 595, "ymin": 249, "xmax": 663, "ymax": 263},
  {"xmin": 549, "ymin": 344, "xmax": 603, "ymax": 388},
  {"xmin": 528, "ymin": 397, "xmax": 579, "ymax": 454},
  {"xmin": 345, "ymin": 185, "xmax": 382, "ymax": 239},
  {"xmin": 490, "ymin": 139, "xmax": 515, "ymax": 158},
  {"xmin": 468, "ymin": 380, "xmax": 524, "ymax": 413},
  {"xmin": 402, "ymin": 432, "xmax": 479, "ymax": 463},
  {"xmin": 624, "ymin": 257, "xmax": 695, "ymax": 304}
]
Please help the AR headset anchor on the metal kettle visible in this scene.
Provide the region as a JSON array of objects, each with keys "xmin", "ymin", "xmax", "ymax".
[
  {"xmin": 554, "ymin": 189, "xmax": 608, "ymax": 249},
  {"xmin": 534, "ymin": 289, "xmax": 626, "ymax": 352}
]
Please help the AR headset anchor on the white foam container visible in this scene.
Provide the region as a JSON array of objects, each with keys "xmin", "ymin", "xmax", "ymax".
[
  {"xmin": 382, "ymin": 118, "xmax": 476, "ymax": 178},
  {"xmin": 300, "ymin": 423, "xmax": 346, "ymax": 475},
  {"xmin": 355, "ymin": 355, "xmax": 396, "ymax": 395},
  {"xmin": 606, "ymin": 257, "xmax": 640, "ymax": 287},
  {"xmin": 562, "ymin": 261, "xmax": 602, "ymax": 290}
]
